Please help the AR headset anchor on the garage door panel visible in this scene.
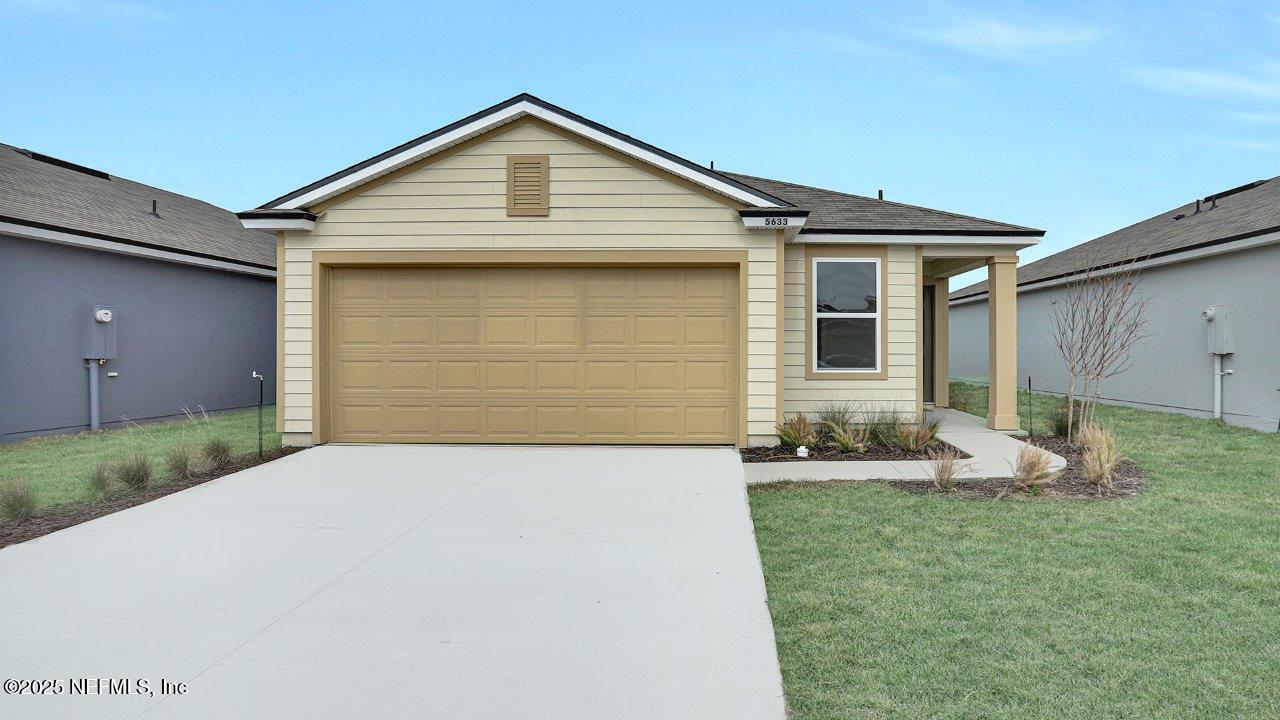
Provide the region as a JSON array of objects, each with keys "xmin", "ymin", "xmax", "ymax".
[
  {"xmin": 387, "ymin": 405, "xmax": 432, "ymax": 436},
  {"xmin": 437, "ymin": 361, "xmax": 481, "ymax": 391},
  {"xmin": 387, "ymin": 360, "xmax": 431, "ymax": 391},
  {"xmin": 328, "ymin": 266, "xmax": 738, "ymax": 443},
  {"xmin": 387, "ymin": 316, "xmax": 432, "ymax": 345}
]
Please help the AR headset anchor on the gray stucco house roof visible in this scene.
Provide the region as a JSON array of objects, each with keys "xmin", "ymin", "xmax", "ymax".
[
  {"xmin": 0, "ymin": 143, "xmax": 274, "ymax": 270},
  {"xmin": 952, "ymin": 176, "xmax": 1279, "ymax": 300},
  {"xmin": 722, "ymin": 172, "xmax": 1044, "ymax": 236}
]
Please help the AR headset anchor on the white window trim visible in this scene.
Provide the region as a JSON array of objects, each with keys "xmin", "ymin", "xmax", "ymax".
[{"xmin": 811, "ymin": 256, "xmax": 882, "ymax": 374}]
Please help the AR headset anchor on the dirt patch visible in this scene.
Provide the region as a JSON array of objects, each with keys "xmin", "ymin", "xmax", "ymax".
[
  {"xmin": 739, "ymin": 441, "xmax": 969, "ymax": 463},
  {"xmin": 891, "ymin": 435, "xmax": 1143, "ymax": 500},
  {"xmin": 749, "ymin": 436, "xmax": 1143, "ymax": 501},
  {"xmin": 1028, "ymin": 436, "xmax": 1144, "ymax": 498},
  {"xmin": 0, "ymin": 447, "xmax": 302, "ymax": 550}
]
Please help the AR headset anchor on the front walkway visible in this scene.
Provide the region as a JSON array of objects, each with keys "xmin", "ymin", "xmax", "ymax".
[
  {"xmin": 0, "ymin": 446, "xmax": 784, "ymax": 720},
  {"xmin": 744, "ymin": 408, "xmax": 1066, "ymax": 484}
]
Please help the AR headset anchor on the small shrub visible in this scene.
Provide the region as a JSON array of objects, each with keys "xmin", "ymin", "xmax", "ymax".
[
  {"xmin": 928, "ymin": 446, "xmax": 965, "ymax": 491},
  {"xmin": 1045, "ymin": 402, "xmax": 1070, "ymax": 437},
  {"xmin": 825, "ymin": 422, "xmax": 869, "ymax": 453},
  {"xmin": 1079, "ymin": 423, "xmax": 1121, "ymax": 493},
  {"xmin": 1011, "ymin": 445, "xmax": 1057, "ymax": 493},
  {"xmin": 813, "ymin": 402, "xmax": 858, "ymax": 445},
  {"xmin": 0, "ymin": 478, "xmax": 35, "ymax": 522},
  {"xmin": 895, "ymin": 414, "xmax": 941, "ymax": 453},
  {"xmin": 166, "ymin": 444, "xmax": 199, "ymax": 481},
  {"xmin": 114, "ymin": 453, "xmax": 155, "ymax": 491},
  {"xmin": 203, "ymin": 437, "xmax": 235, "ymax": 468},
  {"xmin": 864, "ymin": 408, "xmax": 904, "ymax": 446},
  {"xmin": 88, "ymin": 463, "xmax": 114, "ymax": 498},
  {"xmin": 775, "ymin": 414, "xmax": 817, "ymax": 449}
]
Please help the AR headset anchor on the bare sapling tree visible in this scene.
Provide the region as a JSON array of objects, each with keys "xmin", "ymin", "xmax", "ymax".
[{"xmin": 1048, "ymin": 258, "xmax": 1150, "ymax": 441}]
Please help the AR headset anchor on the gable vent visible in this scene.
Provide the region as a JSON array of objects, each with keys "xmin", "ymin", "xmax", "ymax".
[{"xmin": 507, "ymin": 154, "xmax": 550, "ymax": 216}]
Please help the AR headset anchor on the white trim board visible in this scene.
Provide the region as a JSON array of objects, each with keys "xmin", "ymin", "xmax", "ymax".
[
  {"xmin": 798, "ymin": 232, "xmax": 1040, "ymax": 247},
  {"xmin": 240, "ymin": 217, "xmax": 316, "ymax": 231},
  {"xmin": 271, "ymin": 99, "xmax": 784, "ymax": 211},
  {"xmin": 0, "ymin": 221, "xmax": 276, "ymax": 278},
  {"xmin": 949, "ymin": 230, "xmax": 1280, "ymax": 306}
]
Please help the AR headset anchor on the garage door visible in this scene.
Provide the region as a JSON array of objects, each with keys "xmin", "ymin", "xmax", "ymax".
[{"xmin": 326, "ymin": 266, "xmax": 740, "ymax": 444}]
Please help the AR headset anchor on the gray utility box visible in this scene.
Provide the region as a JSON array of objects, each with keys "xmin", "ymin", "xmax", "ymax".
[
  {"xmin": 83, "ymin": 305, "xmax": 118, "ymax": 360},
  {"xmin": 1203, "ymin": 304, "xmax": 1235, "ymax": 355}
]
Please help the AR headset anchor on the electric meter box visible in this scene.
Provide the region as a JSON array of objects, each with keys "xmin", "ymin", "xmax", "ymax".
[
  {"xmin": 1204, "ymin": 304, "xmax": 1234, "ymax": 355},
  {"xmin": 84, "ymin": 305, "xmax": 118, "ymax": 360}
]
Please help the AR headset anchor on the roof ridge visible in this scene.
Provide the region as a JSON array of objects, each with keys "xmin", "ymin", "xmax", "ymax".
[
  {"xmin": 950, "ymin": 173, "xmax": 1280, "ymax": 298},
  {"xmin": 2, "ymin": 143, "xmax": 239, "ymax": 217},
  {"xmin": 723, "ymin": 170, "xmax": 1039, "ymax": 232}
]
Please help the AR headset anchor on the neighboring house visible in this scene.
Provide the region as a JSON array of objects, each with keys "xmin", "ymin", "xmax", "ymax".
[
  {"xmin": 240, "ymin": 94, "xmax": 1042, "ymax": 447},
  {"xmin": 0, "ymin": 144, "xmax": 277, "ymax": 443},
  {"xmin": 950, "ymin": 177, "xmax": 1280, "ymax": 432}
]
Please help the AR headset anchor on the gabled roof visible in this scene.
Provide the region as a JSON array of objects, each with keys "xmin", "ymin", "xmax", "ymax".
[
  {"xmin": 722, "ymin": 172, "xmax": 1044, "ymax": 236},
  {"xmin": 255, "ymin": 93, "xmax": 792, "ymax": 211},
  {"xmin": 0, "ymin": 143, "xmax": 274, "ymax": 270},
  {"xmin": 951, "ymin": 175, "xmax": 1280, "ymax": 300}
]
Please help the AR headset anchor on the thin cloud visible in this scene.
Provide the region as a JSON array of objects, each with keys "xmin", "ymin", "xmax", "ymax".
[
  {"xmin": 1, "ymin": 0, "xmax": 167, "ymax": 21},
  {"xmin": 808, "ymin": 32, "xmax": 907, "ymax": 60},
  {"xmin": 913, "ymin": 17, "xmax": 1101, "ymax": 60},
  {"xmin": 1230, "ymin": 111, "xmax": 1280, "ymax": 123},
  {"xmin": 1134, "ymin": 66, "xmax": 1280, "ymax": 98},
  {"xmin": 1209, "ymin": 137, "xmax": 1280, "ymax": 152}
]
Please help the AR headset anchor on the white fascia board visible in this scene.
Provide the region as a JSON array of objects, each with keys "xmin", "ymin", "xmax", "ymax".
[
  {"xmin": 741, "ymin": 215, "xmax": 808, "ymax": 230},
  {"xmin": 273, "ymin": 100, "xmax": 781, "ymax": 210},
  {"xmin": 948, "ymin": 230, "xmax": 1280, "ymax": 306},
  {"xmin": 798, "ymin": 232, "xmax": 1041, "ymax": 247},
  {"xmin": 0, "ymin": 220, "xmax": 276, "ymax": 278},
  {"xmin": 239, "ymin": 217, "xmax": 316, "ymax": 231}
]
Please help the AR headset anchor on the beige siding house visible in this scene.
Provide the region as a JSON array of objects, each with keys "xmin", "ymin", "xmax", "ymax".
[{"xmin": 241, "ymin": 94, "xmax": 1042, "ymax": 447}]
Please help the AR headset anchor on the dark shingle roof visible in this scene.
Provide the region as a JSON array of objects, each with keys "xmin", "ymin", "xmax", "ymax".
[
  {"xmin": 0, "ymin": 144, "xmax": 274, "ymax": 269},
  {"xmin": 951, "ymin": 176, "xmax": 1280, "ymax": 300},
  {"xmin": 723, "ymin": 172, "xmax": 1043, "ymax": 236}
]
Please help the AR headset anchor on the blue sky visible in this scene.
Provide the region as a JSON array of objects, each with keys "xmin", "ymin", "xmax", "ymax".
[{"xmin": 3, "ymin": 0, "xmax": 1278, "ymax": 288}]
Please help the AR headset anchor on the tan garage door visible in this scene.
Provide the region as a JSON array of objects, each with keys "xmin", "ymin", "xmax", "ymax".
[{"xmin": 326, "ymin": 265, "xmax": 740, "ymax": 444}]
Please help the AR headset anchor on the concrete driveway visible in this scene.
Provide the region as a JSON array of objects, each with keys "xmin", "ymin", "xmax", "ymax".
[{"xmin": 0, "ymin": 445, "xmax": 785, "ymax": 719}]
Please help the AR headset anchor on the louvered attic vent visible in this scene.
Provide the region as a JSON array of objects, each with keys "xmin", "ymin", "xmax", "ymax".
[{"xmin": 506, "ymin": 154, "xmax": 550, "ymax": 216}]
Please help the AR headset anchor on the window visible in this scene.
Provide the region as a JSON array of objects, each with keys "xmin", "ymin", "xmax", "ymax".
[{"xmin": 812, "ymin": 257, "xmax": 880, "ymax": 372}]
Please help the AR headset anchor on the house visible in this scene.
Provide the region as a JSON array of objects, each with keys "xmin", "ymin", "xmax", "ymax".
[
  {"xmin": 240, "ymin": 94, "xmax": 1042, "ymax": 447},
  {"xmin": 949, "ymin": 176, "xmax": 1280, "ymax": 432},
  {"xmin": 0, "ymin": 144, "xmax": 276, "ymax": 443}
]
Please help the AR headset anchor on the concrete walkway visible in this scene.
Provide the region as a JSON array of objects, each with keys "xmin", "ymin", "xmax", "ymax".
[
  {"xmin": 0, "ymin": 446, "xmax": 784, "ymax": 720},
  {"xmin": 744, "ymin": 408, "xmax": 1066, "ymax": 484}
]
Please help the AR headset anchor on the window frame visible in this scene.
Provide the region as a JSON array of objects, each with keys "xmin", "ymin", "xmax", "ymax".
[{"xmin": 808, "ymin": 254, "xmax": 884, "ymax": 377}]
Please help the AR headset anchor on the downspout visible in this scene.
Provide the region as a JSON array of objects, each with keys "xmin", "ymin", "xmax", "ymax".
[
  {"xmin": 1213, "ymin": 354, "xmax": 1222, "ymax": 420},
  {"xmin": 1212, "ymin": 354, "xmax": 1234, "ymax": 420},
  {"xmin": 87, "ymin": 360, "xmax": 101, "ymax": 430}
]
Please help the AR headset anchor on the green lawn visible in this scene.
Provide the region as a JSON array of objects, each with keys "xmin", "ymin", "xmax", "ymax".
[
  {"xmin": 0, "ymin": 407, "xmax": 281, "ymax": 510},
  {"xmin": 750, "ymin": 381, "xmax": 1280, "ymax": 719}
]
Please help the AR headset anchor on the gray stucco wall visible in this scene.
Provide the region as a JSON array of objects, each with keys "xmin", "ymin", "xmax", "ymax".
[
  {"xmin": 949, "ymin": 242, "xmax": 1280, "ymax": 432},
  {"xmin": 0, "ymin": 234, "xmax": 276, "ymax": 442}
]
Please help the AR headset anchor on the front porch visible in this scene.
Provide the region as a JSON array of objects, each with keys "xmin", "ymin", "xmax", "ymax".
[{"xmin": 921, "ymin": 249, "xmax": 1020, "ymax": 431}]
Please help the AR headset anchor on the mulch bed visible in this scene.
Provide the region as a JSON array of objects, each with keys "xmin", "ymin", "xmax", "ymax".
[
  {"xmin": 1028, "ymin": 436, "xmax": 1144, "ymax": 498},
  {"xmin": 893, "ymin": 435, "xmax": 1143, "ymax": 500},
  {"xmin": 0, "ymin": 447, "xmax": 301, "ymax": 550},
  {"xmin": 739, "ymin": 440, "xmax": 969, "ymax": 463}
]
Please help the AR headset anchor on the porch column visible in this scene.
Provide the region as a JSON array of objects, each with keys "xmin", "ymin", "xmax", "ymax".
[
  {"xmin": 933, "ymin": 277, "xmax": 950, "ymax": 407},
  {"xmin": 986, "ymin": 256, "xmax": 1019, "ymax": 430}
]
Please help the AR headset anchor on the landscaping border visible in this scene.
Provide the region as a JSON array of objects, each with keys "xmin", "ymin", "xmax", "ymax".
[{"xmin": 0, "ymin": 447, "xmax": 300, "ymax": 549}]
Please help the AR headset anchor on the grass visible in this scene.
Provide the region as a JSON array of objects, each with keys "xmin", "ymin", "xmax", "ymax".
[
  {"xmin": 0, "ymin": 407, "xmax": 280, "ymax": 511},
  {"xmin": 749, "ymin": 380, "xmax": 1280, "ymax": 719}
]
